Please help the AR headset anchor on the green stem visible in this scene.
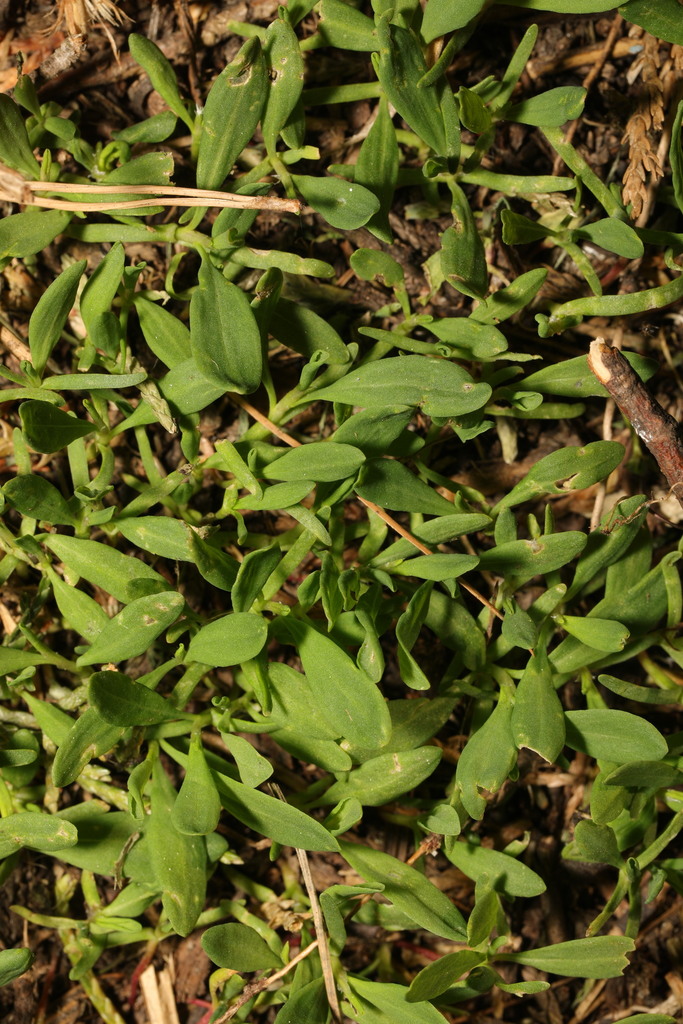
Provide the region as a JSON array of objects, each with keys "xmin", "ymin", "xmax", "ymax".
[{"xmin": 542, "ymin": 127, "xmax": 623, "ymax": 218}]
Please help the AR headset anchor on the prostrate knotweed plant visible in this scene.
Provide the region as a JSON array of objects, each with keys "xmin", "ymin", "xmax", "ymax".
[{"xmin": 0, "ymin": 2, "xmax": 682, "ymax": 1022}]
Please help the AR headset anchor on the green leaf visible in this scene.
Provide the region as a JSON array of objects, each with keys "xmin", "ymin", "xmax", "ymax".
[
  {"xmin": 317, "ymin": 0, "xmax": 378, "ymax": 51},
  {"xmin": 48, "ymin": 569, "xmax": 109, "ymax": 641},
  {"xmin": 407, "ymin": 949, "xmax": 486, "ymax": 1002},
  {"xmin": 115, "ymin": 516, "xmax": 194, "ymax": 561},
  {"xmin": 598, "ymin": 673, "xmax": 679, "ymax": 705},
  {"xmin": 445, "ymin": 838, "xmax": 546, "ymax": 898},
  {"xmin": 350, "ymin": 978, "xmax": 451, "ymax": 1023},
  {"xmin": 372, "ymin": 17, "xmax": 458, "ymax": 157},
  {"xmin": 264, "ymin": 442, "xmax": 365, "ymax": 483},
  {"xmin": 190, "ymin": 255, "xmax": 263, "ymax": 394},
  {"xmin": 394, "ymin": 553, "xmax": 479, "ymax": 581},
  {"xmin": 3, "ymin": 475, "xmax": 76, "ymax": 526},
  {"xmin": 197, "ymin": 37, "xmax": 267, "ymax": 189},
  {"xmin": 232, "ymin": 546, "xmax": 282, "ymax": 613},
  {"xmin": 570, "ymin": 819, "xmax": 623, "ymax": 868},
  {"xmin": 496, "ymin": 935, "xmax": 635, "ymax": 979},
  {"xmin": 506, "ymin": 87, "xmax": 587, "ymax": 127},
  {"xmin": 43, "ymin": 535, "xmax": 169, "ymax": 603},
  {"xmin": 29, "ymin": 260, "xmax": 86, "ymax": 375},
  {"xmin": 440, "ymin": 184, "xmax": 488, "ymax": 300},
  {"xmin": 427, "ymin": 318, "xmax": 508, "ymax": 360},
  {"xmin": 212, "ymin": 769, "xmax": 340, "ymax": 851},
  {"xmin": 671, "ymin": 100, "xmax": 683, "ymax": 217},
  {"xmin": 172, "ymin": 733, "xmax": 222, "ymax": 835},
  {"xmin": 358, "ymin": 459, "xmax": 457, "ymax": 516},
  {"xmin": 0, "ymin": 94, "xmax": 41, "ymax": 177},
  {"xmin": 129, "ymin": 34, "xmax": 193, "ymax": 128},
  {"xmin": 274, "ymin": 617, "xmax": 391, "ymax": 750},
  {"xmin": 187, "ymin": 612, "xmax": 268, "ymax": 667},
  {"xmin": 319, "ymin": 747, "xmax": 442, "ymax": 807},
  {"xmin": 89, "ymin": 671, "xmax": 184, "ymax": 727},
  {"xmin": 0, "ymin": 211, "xmax": 72, "ymax": 265},
  {"xmin": 222, "ymin": 733, "xmax": 273, "ymax": 787},
  {"xmin": 339, "ymin": 840, "xmax": 467, "ymax": 940},
  {"xmin": 493, "ymin": 441, "xmax": 624, "ymax": 512},
  {"xmin": 157, "ymin": 357, "xmax": 225, "ymax": 415},
  {"xmin": 421, "ymin": 0, "xmax": 486, "ymax": 42},
  {"xmin": 559, "ymin": 616, "xmax": 629, "ymax": 653},
  {"xmin": 262, "ymin": 14, "xmax": 305, "ymax": 153},
  {"xmin": 619, "ymin": 0, "xmax": 683, "ymax": 45},
  {"xmin": 20, "ymin": 400, "xmax": 93, "ymax": 453},
  {"xmin": 0, "ymin": 812, "xmax": 77, "ymax": 858},
  {"xmin": 52, "ymin": 708, "xmax": 124, "ymax": 787},
  {"xmin": 269, "ymin": 297, "xmax": 350, "ymax": 364},
  {"xmin": 396, "ymin": 581, "xmax": 433, "ymax": 691},
  {"xmin": 113, "ymin": 109, "xmax": 177, "ymax": 144},
  {"xmin": 146, "ymin": 759, "xmax": 206, "ymax": 935},
  {"xmin": 521, "ymin": 351, "xmax": 656, "ymax": 398},
  {"xmin": 273, "ymin": 978, "xmax": 329, "ymax": 1024},
  {"xmin": 202, "ymin": 922, "xmax": 281, "ymax": 970},
  {"xmin": 314, "ymin": 355, "xmax": 491, "ymax": 417},
  {"xmin": 76, "ymin": 591, "xmax": 184, "ymax": 667},
  {"xmin": 235, "ymin": 480, "xmax": 315, "ymax": 511},
  {"xmin": 564, "ymin": 710, "xmax": 668, "ymax": 764},
  {"xmin": 456, "ymin": 685, "xmax": 517, "ymax": 820},
  {"xmin": 135, "ymin": 297, "xmax": 190, "ymax": 368},
  {"xmin": 41, "ymin": 371, "xmax": 147, "ymax": 391},
  {"xmin": 0, "ymin": 948, "xmax": 35, "ymax": 988},
  {"xmin": 574, "ymin": 218, "xmax": 644, "ymax": 259},
  {"xmin": 477, "ymin": 533, "xmax": 587, "ymax": 580},
  {"xmin": 354, "ymin": 97, "xmax": 399, "ymax": 242},
  {"xmin": 292, "ymin": 174, "xmax": 380, "ymax": 230},
  {"xmin": 511, "ymin": 647, "xmax": 565, "ymax": 763}
]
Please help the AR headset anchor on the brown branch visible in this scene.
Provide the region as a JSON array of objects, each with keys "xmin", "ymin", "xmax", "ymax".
[{"xmin": 588, "ymin": 337, "xmax": 683, "ymax": 509}]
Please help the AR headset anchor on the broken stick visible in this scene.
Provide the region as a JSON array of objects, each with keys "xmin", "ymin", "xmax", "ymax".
[{"xmin": 587, "ymin": 337, "xmax": 683, "ymax": 509}]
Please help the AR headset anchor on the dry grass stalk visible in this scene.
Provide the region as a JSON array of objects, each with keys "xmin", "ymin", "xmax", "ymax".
[{"xmin": 622, "ymin": 29, "xmax": 665, "ymax": 220}]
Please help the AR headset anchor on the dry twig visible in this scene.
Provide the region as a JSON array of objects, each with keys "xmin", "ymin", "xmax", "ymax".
[{"xmin": 588, "ymin": 337, "xmax": 683, "ymax": 510}]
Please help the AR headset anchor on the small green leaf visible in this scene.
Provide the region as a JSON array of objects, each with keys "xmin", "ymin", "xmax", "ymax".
[
  {"xmin": 264, "ymin": 442, "xmax": 365, "ymax": 483},
  {"xmin": 511, "ymin": 647, "xmax": 565, "ymax": 763},
  {"xmin": 135, "ymin": 297, "xmax": 190, "ymax": 368},
  {"xmin": 187, "ymin": 613, "xmax": 268, "ymax": 667},
  {"xmin": 478, "ymin": 533, "xmax": 587, "ymax": 580},
  {"xmin": 420, "ymin": 0, "xmax": 486, "ymax": 42},
  {"xmin": 575, "ymin": 218, "xmax": 644, "ymax": 259},
  {"xmin": 441, "ymin": 184, "xmax": 488, "ymax": 300},
  {"xmin": 197, "ymin": 37, "xmax": 267, "ymax": 189},
  {"xmin": 129, "ymin": 34, "xmax": 194, "ymax": 128},
  {"xmin": 496, "ymin": 935, "xmax": 635, "ymax": 979},
  {"xmin": 350, "ymin": 977, "xmax": 453, "ymax": 1023},
  {"xmin": 317, "ymin": 0, "xmax": 379, "ymax": 51},
  {"xmin": 339, "ymin": 840, "xmax": 467, "ymax": 940},
  {"xmin": 446, "ymin": 838, "xmax": 546, "ymax": 898},
  {"xmin": 394, "ymin": 553, "xmax": 479, "ymax": 582},
  {"xmin": 269, "ymin": 297, "xmax": 350, "ymax": 364},
  {"xmin": 29, "ymin": 260, "xmax": 86, "ymax": 375},
  {"xmin": 358, "ymin": 459, "xmax": 458, "ymax": 516},
  {"xmin": 559, "ymin": 616, "xmax": 629, "ymax": 653},
  {"xmin": 354, "ymin": 97, "xmax": 399, "ymax": 242},
  {"xmin": 506, "ymin": 87, "xmax": 587, "ymax": 127},
  {"xmin": 274, "ymin": 617, "xmax": 391, "ymax": 751},
  {"xmin": 52, "ymin": 708, "xmax": 124, "ymax": 787},
  {"xmin": 564, "ymin": 710, "xmax": 668, "ymax": 764},
  {"xmin": 89, "ymin": 671, "xmax": 184, "ymax": 727},
  {"xmin": 407, "ymin": 949, "xmax": 486, "ymax": 1002},
  {"xmin": 43, "ymin": 535, "xmax": 169, "ymax": 603},
  {"xmin": 232, "ymin": 546, "xmax": 282, "ymax": 613},
  {"xmin": 41, "ymin": 372, "xmax": 147, "ymax": 391},
  {"xmin": 190, "ymin": 255, "xmax": 263, "ymax": 394},
  {"xmin": 202, "ymin": 922, "xmax": 281, "ymax": 971},
  {"xmin": 261, "ymin": 14, "xmax": 305, "ymax": 153},
  {"xmin": 0, "ymin": 211, "xmax": 72, "ymax": 266},
  {"xmin": 20, "ymin": 401, "xmax": 92, "ymax": 453},
  {"xmin": 77, "ymin": 591, "xmax": 184, "ymax": 667},
  {"xmin": 172, "ymin": 734, "xmax": 222, "ymax": 835},
  {"xmin": 318, "ymin": 747, "xmax": 442, "ymax": 807},
  {"xmin": 314, "ymin": 355, "xmax": 491, "ymax": 418},
  {"xmin": 456, "ymin": 685, "xmax": 517, "ymax": 820},
  {"xmin": 292, "ymin": 174, "xmax": 380, "ymax": 230},
  {"xmin": 0, "ymin": 811, "xmax": 77, "ymax": 858},
  {"xmin": 0, "ymin": 94, "xmax": 41, "ymax": 177},
  {"xmin": 4, "ymin": 475, "xmax": 76, "ymax": 526},
  {"xmin": 619, "ymin": 0, "xmax": 683, "ymax": 45},
  {"xmin": 0, "ymin": 948, "xmax": 35, "ymax": 988},
  {"xmin": 493, "ymin": 441, "xmax": 624, "ymax": 512}
]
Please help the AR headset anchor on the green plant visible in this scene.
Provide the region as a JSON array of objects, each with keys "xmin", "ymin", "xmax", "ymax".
[{"xmin": 1, "ymin": 3, "xmax": 683, "ymax": 1023}]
